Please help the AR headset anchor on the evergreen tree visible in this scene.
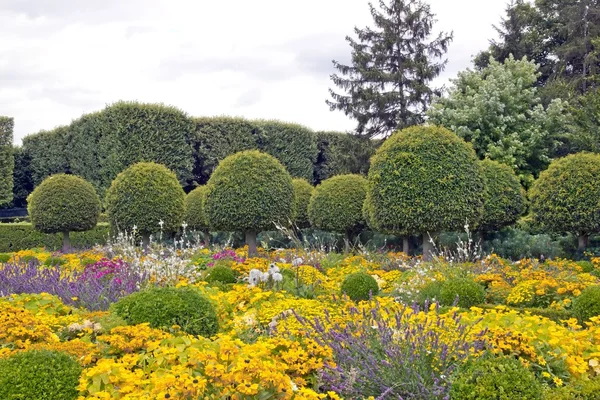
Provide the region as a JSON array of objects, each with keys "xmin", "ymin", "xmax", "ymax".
[{"xmin": 327, "ymin": 0, "xmax": 452, "ymax": 138}]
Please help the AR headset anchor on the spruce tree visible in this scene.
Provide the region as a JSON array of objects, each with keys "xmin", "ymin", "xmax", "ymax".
[{"xmin": 327, "ymin": 0, "xmax": 452, "ymax": 138}]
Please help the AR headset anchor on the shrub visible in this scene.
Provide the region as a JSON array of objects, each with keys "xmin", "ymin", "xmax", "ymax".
[
  {"xmin": 292, "ymin": 179, "xmax": 314, "ymax": 229},
  {"xmin": 0, "ymin": 252, "xmax": 10, "ymax": 263},
  {"xmin": 0, "ymin": 350, "xmax": 81, "ymax": 400},
  {"xmin": 184, "ymin": 185, "xmax": 209, "ymax": 231},
  {"xmin": 479, "ymin": 159, "xmax": 525, "ymax": 232},
  {"xmin": 27, "ymin": 174, "xmax": 101, "ymax": 252},
  {"xmin": 308, "ymin": 174, "xmax": 367, "ymax": 241},
  {"xmin": 205, "ymin": 265, "xmax": 236, "ymax": 284},
  {"xmin": 530, "ymin": 152, "xmax": 600, "ymax": 251},
  {"xmin": 341, "ymin": 272, "xmax": 379, "ymax": 302},
  {"xmin": 22, "ymin": 126, "xmax": 69, "ymax": 186},
  {"xmin": 0, "ymin": 222, "xmax": 109, "ymax": 252},
  {"xmin": 314, "ymin": 131, "xmax": 376, "ymax": 183},
  {"xmin": 417, "ymin": 280, "xmax": 444, "ymax": 304},
  {"xmin": 439, "ymin": 278, "xmax": 486, "ymax": 308},
  {"xmin": 112, "ymin": 286, "xmax": 218, "ymax": 337},
  {"xmin": 105, "ymin": 162, "xmax": 185, "ymax": 246},
  {"xmin": 546, "ymin": 376, "xmax": 600, "ymax": 399},
  {"xmin": 367, "ymin": 125, "xmax": 485, "ymax": 260},
  {"xmin": 0, "ymin": 116, "xmax": 14, "ymax": 206},
  {"xmin": 205, "ymin": 150, "xmax": 293, "ymax": 255},
  {"xmin": 450, "ymin": 355, "xmax": 542, "ymax": 400},
  {"xmin": 572, "ymin": 286, "xmax": 600, "ymax": 322},
  {"xmin": 43, "ymin": 256, "xmax": 67, "ymax": 266}
]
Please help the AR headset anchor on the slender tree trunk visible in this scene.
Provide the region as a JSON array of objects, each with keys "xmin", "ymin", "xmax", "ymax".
[
  {"xmin": 141, "ymin": 233, "xmax": 151, "ymax": 251},
  {"xmin": 344, "ymin": 231, "xmax": 352, "ymax": 254},
  {"xmin": 422, "ymin": 233, "xmax": 436, "ymax": 262},
  {"xmin": 402, "ymin": 236, "xmax": 410, "ymax": 255},
  {"xmin": 578, "ymin": 234, "xmax": 589, "ymax": 252},
  {"xmin": 203, "ymin": 230, "xmax": 210, "ymax": 247},
  {"xmin": 62, "ymin": 231, "xmax": 71, "ymax": 253},
  {"xmin": 246, "ymin": 230, "xmax": 258, "ymax": 257}
]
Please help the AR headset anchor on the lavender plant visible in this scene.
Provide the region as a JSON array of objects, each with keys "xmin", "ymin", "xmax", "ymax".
[
  {"xmin": 0, "ymin": 259, "xmax": 145, "ymax": 311},
  {"xmin": 297, "ymin": 301, "xmax": 486, "ymax": 399}
]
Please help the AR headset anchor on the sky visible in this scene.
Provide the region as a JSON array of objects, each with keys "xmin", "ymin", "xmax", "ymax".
[{"xmin": 0, "ymin": 0, "xmax": 509, "ymax": 144}]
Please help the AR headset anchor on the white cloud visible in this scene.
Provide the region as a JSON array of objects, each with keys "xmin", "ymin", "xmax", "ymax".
[{"xmin": 0, "ymin": 0, "xmax": 507, "ymax": 143}]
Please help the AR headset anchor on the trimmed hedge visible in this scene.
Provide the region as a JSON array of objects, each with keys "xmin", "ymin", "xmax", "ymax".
[
  {"xmin": 0, "ymin": 222, "xmax": 110, "ymax": 252},
  {"xmin": 292, "ymin": 178, "xmax": 314, "ymax": 229},
  {"xmin": 0, "ymin": 117, "xmax": 14, "ymax": 206},
  {"xmin": 314, "ymin": 131, "xmax": 376, "ymax": 183},
  {"xmin": 22, "ymin": 126, "xmax": 69, "ymax": 186},
  {"xmin": 184, "ymin": 185, "xmax": 209, "ymax": 231},
  {"xmin": 11, "ymin": 146, "xmax": 34, "ymax": 208}
]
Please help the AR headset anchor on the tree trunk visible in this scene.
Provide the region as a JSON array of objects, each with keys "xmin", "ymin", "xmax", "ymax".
[
  {"xmin": 402, "ymin": 236, "xmax": 410, "ymax": 255},
  {"xmin": 578, "ymin": 234, "xmax": 589, "ymax": 252},
  {"xmin": 62, "ymin": 231, "xmax": 71, "ymax": 253},
  {"xmin": 344, "ymin": 231, "xmax": 353, "ymax": 254},
  {"xmin": 203, "ymin": 230, "xmax": 211, "ymax": 247},
  {"xmin": 422, "ymin": 233, "xmax": 435, "ymax": 262},
  {"xmin": 246, "ymin": 230, "xmax": 258, "ymax": 257},
  {"xmin": 141, "ymin": 233, "xmax": 151, "ymax": 250}
]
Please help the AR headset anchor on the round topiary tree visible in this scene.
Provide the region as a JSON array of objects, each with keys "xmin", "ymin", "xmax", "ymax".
[
  {"xmin": 184, "ymin": 185, "xmax": 210, "ymax": 244},
  {"xmin": 479, "ymin": 159, "xmax": 525, "ymax": 233},
  {"xmin": 367, "ymin": 125, "xmax": 485, "ymax": 261},
  {"xmin": 450, "ymin": 355, "xmax": 542, "ymax": 400},
  {"xmin": 205, "ymin": 265, "xmax": 237, "ymax": 285},
  {"xmin": 309, "ymin": 174, "xmax": 367, "ymax": 251},
  {"xmin": 572, "ymin": 285, "xmax": 600, "ymax": 322},
  {"xmin": 105, "ymin": 162, "xmax": 185, "ymax": 247},
  {"xmin": 341, "ymin": 272, "xmax": 379, "ymax": 302},
  {"xmin": 530, "ymin": 152, "xmax": 600, "ymax": 251},
  {"xmin": 292, "ymin": 178, "xmax": 314, "ymax": 229},
  {"xmin": 112, "ymin": 286, "xmax": 219, "ymax": 337},
  {"xmin": 27, "ymin": 174, "xmax": 101, "ymax": 253},
  {"xmin": 204, "ymin": 150, "xmax": 293, "ymax": 256},
  {"xmin": 0, "ymin": 350, "xmax": 82, "ymax": 400}
]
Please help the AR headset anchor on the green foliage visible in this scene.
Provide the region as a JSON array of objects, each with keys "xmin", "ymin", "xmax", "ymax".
[
  {"xmin": 22, "ymin": 126, "xmax": 69, "ymax": 186},
  {"xmin": 479, "ymin": 159, "xmax": 525, "ymax": 232},
  {"xmin": 416, "ymin": 280, "xmax": 444, "ymax": 305},
  {"xmin": 530, "ymin": 152, "xmax": 600, "ymax": 236},
  {"xmin": 428, "ymin": 55, "xmax": 570, "ymax": 184},
  {"xmin": 0, "ymin": 117, "xmax": 14, "ymax": 206},
  {"xmin": 0, "ymin": 253, "xmax": 10, "ymax": 263},
  {"xmin": 341, "ymin": 272, "xmax": 379, "ymax": 302},
  {"xmin": 546, "ymin": 376, "xmax": 600, "ymax": 400},
  {"xmin": 11, "ymin": 146, "xmax": 34, "ymax": 208},
  {"xmin": 113, "ymin": 286, "xmax": 218, "ymax": 337},
  {"xmin": 0, "ymin": 223, "xmax": 109, "ymax": 252},
  {"xmin": 28, "ymin": 174, "xmax": 101, "ymax": 234},
  {"xmin": 481, "ymin": 227, "xmax": 567, "ymax": 260},
  {"xmin": 309, "ymin": 174, "xmax": 367, "ymax": 234},
  {"xmin": 572, "ymin": 286, "xmax": 600, "ymax": 322},
  {"xmin": 292, "ymin": 179, "xmax": 314, "ymax": 229},
  {"xmin": 205, "ymin": 150, "xmax": 293, "ymax": 233},
  {"xmin": 205, "ymin": 265, "xmax": 236, "ymax": 285},
  {"xmin": 367, "ymin": 125, "xmax": 485, "ymax": 235},
  {"xmin": 568, "ymin": 88, "xmax": 600, "ymax": 153},
  {"xmin": 184, "ymin": 186, "xmax": 209, "ymax": 231},
  {"xmin": 314, "ymin": 131, "xmax": 376, "ymax": 183},
  {"xmin": 0, "ymin": 350, "xmax": 81, "ymax": 400},
  {"xmin": 327, "ymin": 0, "xmax": 452, "ymax": 138},
  {"xmin": 43, "ymin": 256, "xmax": 67, "ymax": 267},
  {"xmin": 105, "ymin": 162, "xmax": 185, "ymax": 236},
  {"xmin": 450, "ymin": 354, "xmax": 542, "ymax": 400},
  {"xmin": 438, "ymin": 278, "xmax": 486, "ymax": 308}
]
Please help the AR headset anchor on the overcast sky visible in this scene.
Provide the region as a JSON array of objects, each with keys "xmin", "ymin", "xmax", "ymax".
[{"xmin": 1, "ymin": 0, "xmax": 509, "ymax": 144}]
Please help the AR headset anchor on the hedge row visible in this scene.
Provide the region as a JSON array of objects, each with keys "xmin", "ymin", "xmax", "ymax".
[
  {"xmin": 0, "ymin": 117, "xmax": 14, "ymax": 206},
  {"xmin": 12, "ymin": 104, "xmax": 376, "ymax": 205},
  {"xmin": 0, "ymin": 223, "xmax": 110, "ymax": 252}
]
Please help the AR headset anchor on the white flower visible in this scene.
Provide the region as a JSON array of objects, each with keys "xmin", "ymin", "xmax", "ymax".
[
  {"xmin": 261, "ymin": 272, "xmax": 270, "ymax": 282},
  {"xmin": 268, "ymin": 263, "xmax": 280, "ymax": 273},
  {"xmin": 292, "ymin": 257, "xmax": 303, "ymax": 267},
  {"xmin": 272, "ymin": 272, "xmax": 283, "ymax": 282},
  {"xmin": 158, "ymin": 220, "xmax": 164, "ymax": 228}
]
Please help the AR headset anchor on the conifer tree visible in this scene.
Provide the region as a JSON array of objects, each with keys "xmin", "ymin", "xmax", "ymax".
[{"xmin": 327, "ymin": 0, "xmax": 452, "ymax": 138}]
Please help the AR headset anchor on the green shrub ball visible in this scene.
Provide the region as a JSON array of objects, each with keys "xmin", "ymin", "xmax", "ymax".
[
  {"xmin": 205, "ymin": 150, "xmax": 293, "ymax": 232},
  {"xmin": 113, "ymin": 287, "xmax": 219, "ymax": 337},
  {"xmin": 205, "ymin": 265, "xmax": 236, "ymax": 284},
  {"xmin": 530, "ymin": 152, "xmax": 600, "ymax": 236},
  {"xmin": 479, "ymin": 159, "xmax": 525, "ymax": 232},
  {"xmin": 572, "ymin": 286, "xmax": 600, "ymax": 322},
  {"xmin": 0, "ymin": 350, "xmax": 82, "ymax": 400},
  {"xmin": 367, "ymin": 125, "xmax": 485, "ymax": 235},
  {"xmin": 450, "ymin": 355, "xmax": 542, "ymax": 400},
  {"xmin": 184, "ymin": 185, "xmax": 209, "ymax": 230},
  {"xmin": 28, "ymin": 174, "xmax": 101, "ymax": 234},
  {"xmin": 439, "ymin": 278, "xmax": 485, "ymax": 308},
  {"xmin": 341, "ymin": 272, "xmax": 379, "ymax": 302},
  {"xmin": 105, "ymin": 162, "xmax": 185, "ymax": 236},
  {"xmin": 309, "ymin": 174, "xmax": 367, "ymax": 234},
  {"xmin": 292, "ymin": 178, "xmax": 314, "ymax": 229}
]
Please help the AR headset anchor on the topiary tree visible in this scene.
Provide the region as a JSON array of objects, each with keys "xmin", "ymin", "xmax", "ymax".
[
  {"xmin": 479, "ymin": 159, "xmax": 526, "ymax": 233},
  {"xmin": 205, "ymin": 150, "xmax": 293, "ymax": 256},
  {"xmin": 308, "ymin": 174, "xmax": 367, "ymax": 251},
  {"xmin": 291, "ymin": 179, "xmax": 314, "ymax": 229},
  {"xmin": 0, "ymin": 350, "xmax": 82, "ymax": 400},
  {"xmin": 0, "ymin": 117, "xmax": 14, "ymax": 206},
  {"xmin": 530, "ymin": 152, "xmax": 600, "ymax": 251},
  {"xmin": 105, "ymin": 162, "xmax": 185, "ymax": 247},
  {"xmin": 28, "ymin": 174, "xmax": 101, "ymax": 252},
  {"xmin": 184, "ymin": 185, "xmax": 210, "ymax": 244},
  {"xmin": 341, "ymin": 272, "xmax": 379, "ymax": 302},
  {"xmin": 367, "ymin": 125, "xmax": 485, "ymax": 260}
]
